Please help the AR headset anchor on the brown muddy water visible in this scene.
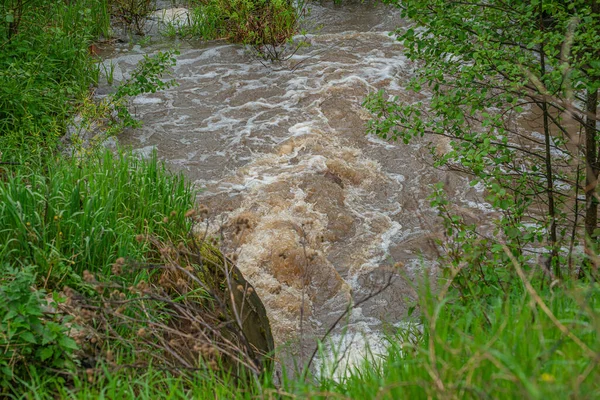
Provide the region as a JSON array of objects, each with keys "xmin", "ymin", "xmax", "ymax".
[{"xmin": 97, "ymin": 0, "xmax": 490, "ymax": 376}]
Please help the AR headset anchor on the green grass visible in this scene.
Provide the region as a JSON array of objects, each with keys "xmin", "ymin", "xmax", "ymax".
[
  {"xmin": 14, "ymin": 365, "xmax": 268, "ymax": 400},
  {"xmin": 0, "ymin": 149, "xmax": 197, "ymax": 393},
  {"xmin": 0, "ymin": 149, "xmax": 195, "ymax": 291},
  {"xmin": 9, "ymin": 274, "xmax": 599, "ymax": 399},
  {"xmin": 159, "ymin": 5, "xmax": 222, "ymax": 40},
  {"xmin": 288, "ymin": 277, "xmax": 600, "ymax": 399},
  {"xmin": 307, "ymin": 281, "xmax": 600, "ymax": 399},
  {"xmin": 0, "ymin": 0, "xmax": 111, "ymax": 139}
]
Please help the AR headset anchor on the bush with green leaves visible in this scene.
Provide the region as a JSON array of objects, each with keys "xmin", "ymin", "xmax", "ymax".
[
  {"xmin": 170, "ymin": 0, "xmax": 305, "ymax": 61},
  {"xmin": 364, "ymin": 0, "xmax": 600, "ymax": 283},
  {"xmin": 0, "ymin": 267, "xmax": 78, "ymax": 387}
]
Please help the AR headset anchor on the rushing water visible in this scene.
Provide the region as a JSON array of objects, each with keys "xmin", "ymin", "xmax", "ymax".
[{"xmin": 98, "ymin": 0, "xmax": 489, "ymax": 374}]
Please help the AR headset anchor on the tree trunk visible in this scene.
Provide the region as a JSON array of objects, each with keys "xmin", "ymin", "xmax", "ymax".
[
  {"xmin": 584, "ymin": 88, "xmax": 599, "ymax": 237},
  {"xmin": 583, "ymin": 87, "xmax": 599, "ymax": 278},
  {"xmin": 536, "ymin": 6, "xmax": 562, "ymax": 279},
  {"xmin": 539, "ymin": 38, "xmax": 560, "ymax": 278},
  {"xmin": 580, "ymin": 0, "xmax": 599, "ymax": 278}
]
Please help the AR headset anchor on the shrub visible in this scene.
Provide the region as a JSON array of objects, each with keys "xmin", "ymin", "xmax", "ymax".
[
  {"xmin": 0, "ymin": 267, "xmax": 78, "ymax": 387},
  {"xmin": 172, "ymin": 0, "xmax": 306, "ymax": 61},
  {"xmin": 110, "ymin": 0, "xmax": 155, "ymax": 35}
]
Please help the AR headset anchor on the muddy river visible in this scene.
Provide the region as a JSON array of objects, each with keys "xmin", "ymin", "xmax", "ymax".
[{"xmin": 98, "ymin": 0, "xmax": 488, "ymax": 375}]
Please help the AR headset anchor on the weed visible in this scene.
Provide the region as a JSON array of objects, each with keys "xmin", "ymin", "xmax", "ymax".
[
  {"xmin": 0, "ymin": 267, "xmax": 78, "ymax": 387},
  {"xmin": 166, "ymin": 0, "xmax": 308, "ymax": 62},
  {"xmin": 110, "ymin": 0, "xmax": 156, "ymax": 35},
  {"xmin": 97, "ymin": 61, "xmax": 117, "ymax": 86},
  {"xmin": 111, "ymin": 49, "xmax": 179, "ymax": 129}
]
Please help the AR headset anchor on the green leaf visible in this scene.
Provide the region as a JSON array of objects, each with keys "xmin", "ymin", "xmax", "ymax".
[
  {"xmin": 20, "ymin": 331, "xmax": 37, "ymax": 344},
  {"xmin": 58, "ymin": 336, "xmax": 79, "ymax": 350},
  {"xmin": 38, "ymin": 347, "xmax": 54, "ymax": 361},
  {"xmin": 0, "ymin": 366, "xmax": 13, "ymax": 379}
]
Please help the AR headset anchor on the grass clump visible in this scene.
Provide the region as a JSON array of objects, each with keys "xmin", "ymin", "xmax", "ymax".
[
  {"xmin": 16, "ymin": 365, "xmax": 266, "ymax": 400},
  {"xmin": 164, "ymin": 0, "xmax": 306, "ymax": 61},
  {"xmin": 0, "ymin": 150, "xmax": 194, "ymax": 290}
]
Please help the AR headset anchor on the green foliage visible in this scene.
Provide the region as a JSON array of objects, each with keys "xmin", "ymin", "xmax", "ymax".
[
  {"xmin": 4, "ymin": 1, "xmax": 598, "ymax": 398},
  {"xmin": 111, "ymin": 49, "xmax": 179, "ymax": 129},
  {"xmin": 0, "ymin": 1, "xmax": 177, "ymax": 148},
  {"xmin": 1, "ymin": 0, "xmax": 111, "ymax": 41},
  {"xmin": 0, "ymin": 0, "xmax": 111, "ymax": 140},
  {"xmin": 0, "ymin": 150, "xmax": 195, "ymax": 290},
  {"xmin": 308, "ymin": 279, "xmax": 600, "ymax": 399},
  {"xmin": 15, "ymin": 277, "xmax": 600, "ymax": 399},
  {"xmin": 364, "ymin": 0, "xmax": 600, "ymax": 283},
  {"xmin": 0, "ymin": 148, "xmax": 197, "ymax": 394},
  {"xmin": 365, "ymin": 0, "xmax": 599, "ymax": 145},
  {"xmin": 0, "ymin": 267, "xmax": 78, "ymax": 386},
  {"xmin": 358, "ymin": 4, "xmax": 600, "ymax": 395},
  {"xmin": 168, "ymin": 0, "xmax": 304, "ymax": 61},
  {"xmin": 428, "ymin": 184, "xmax": 528, "ymax": 303}
]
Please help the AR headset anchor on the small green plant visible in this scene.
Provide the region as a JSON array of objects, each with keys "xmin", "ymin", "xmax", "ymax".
[
  {"xmin": 0, "ymin": 267, "xmax": 78, "ymax": 385},
  {"xmin": 110, "ymin": 0, "xmax": 156, "ymax": 35},
  {"xmin": 96, "ymin": 60, "xmax": 117, "ymax": 86},
  {"xmin": 111, "ymin": 49, "xmax": 179, "ymax": 129},
  {"xmin": 169, "ymin": 0, "xmax": 307, "ymax": 62},
  {"xmin": 138, "ymin": 34, "xmax": 152, "ymax": 47}
]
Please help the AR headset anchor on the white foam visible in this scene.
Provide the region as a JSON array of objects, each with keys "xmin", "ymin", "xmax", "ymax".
[
  {"xmin": 133, "ymin": 96, "xmax": 163, "ymax": 105},
  {"xmin": 314, "ymin": 311, "xmax": 423, "ymax": 381}
]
